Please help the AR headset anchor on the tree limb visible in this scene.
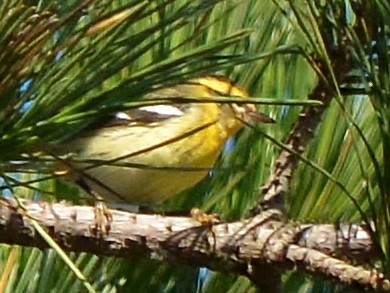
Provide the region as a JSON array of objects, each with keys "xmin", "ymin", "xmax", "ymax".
[{"xmin": 0, "ymin": 200, "xmax": 387, "ymax": 292}]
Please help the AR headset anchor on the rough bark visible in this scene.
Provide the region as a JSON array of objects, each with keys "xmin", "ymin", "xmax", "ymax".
[{"xmin": 0, "ymin": 200, "xmax": 388, "ymax": 292}]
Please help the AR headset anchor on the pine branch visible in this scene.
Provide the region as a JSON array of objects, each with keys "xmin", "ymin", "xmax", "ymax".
[
  {"xmin": 253, "ymin": 3, "xmax": 355, "ymax": 215},
  {"xmin": 0, "ymin": 199, "xmax": 387, "ymax": 292}
]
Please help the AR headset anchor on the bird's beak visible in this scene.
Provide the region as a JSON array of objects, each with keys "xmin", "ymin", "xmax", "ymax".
[{"xmin": 243, "ymin": 105, "xmax": 275, "ymax": 123}]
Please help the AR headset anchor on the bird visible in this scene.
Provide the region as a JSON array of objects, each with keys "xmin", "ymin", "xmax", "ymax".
[{"xmin": 59, "ymin": 75, "xmax": 274, "ymax": 206}]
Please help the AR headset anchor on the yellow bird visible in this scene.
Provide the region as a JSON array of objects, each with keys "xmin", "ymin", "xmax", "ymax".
[{"xmin": 61, "ymin": 75, "xmax": 274, "ymax": 205}]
